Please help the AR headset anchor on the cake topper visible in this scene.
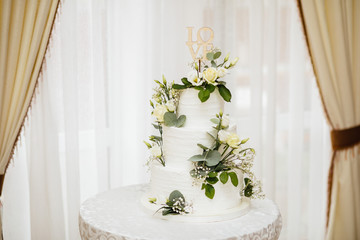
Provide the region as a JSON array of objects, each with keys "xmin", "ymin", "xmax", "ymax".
[{"xmin": 186, "ymin": 27, "xmax": 214, "ymax": 61}]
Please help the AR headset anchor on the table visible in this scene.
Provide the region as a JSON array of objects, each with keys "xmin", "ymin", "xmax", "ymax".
[{"xmin": 79, "ymin": 184, "xmax": 282, "ymax": 240}]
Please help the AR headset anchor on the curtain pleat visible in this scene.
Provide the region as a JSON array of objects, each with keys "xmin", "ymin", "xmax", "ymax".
[
  {"xmin": 0, "ymin": 0, "xmax": 59, "ymax": 238},
  {"xmin": 298, "ymin": 0, "xmax": 360, "ymax": 239}
]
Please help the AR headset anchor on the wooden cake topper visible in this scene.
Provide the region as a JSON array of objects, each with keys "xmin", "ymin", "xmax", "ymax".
[{"xmin": 186, "ymin": 27, "xmax": 214, "ymax": 61}]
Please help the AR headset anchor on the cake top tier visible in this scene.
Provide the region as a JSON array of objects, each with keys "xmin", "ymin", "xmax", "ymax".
[{"xmin": 177, "ymin": 88, "xmax": 224, "ymax": 129}]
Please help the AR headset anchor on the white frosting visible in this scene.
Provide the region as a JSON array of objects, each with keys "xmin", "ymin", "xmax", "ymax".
[
  {"xmin": 162, "ymin": 124, "xmax": 237, "ymax": 169},
  {"xmin": 162, "ymin": 126, "xmax": 212, "ymax": 169},
  {"xmin": 177, "ymin": 88, "xmax": 224, "ymax": 129}
]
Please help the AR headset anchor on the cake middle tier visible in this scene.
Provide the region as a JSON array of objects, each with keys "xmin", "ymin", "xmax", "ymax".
[
  {"xmin": 162, "ymin": 124, "xmax": 237, "ymax": 169},
  {"xmin": 162, "ymin": 124, "xmax": 236, "ymax": 170},
  {"xmin": 162, "ymin": 126, "xmax": 212, "ymax": 169}
]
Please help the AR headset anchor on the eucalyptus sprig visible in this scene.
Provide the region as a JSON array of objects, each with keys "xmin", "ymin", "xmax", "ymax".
[
  {"xmin": 188, "ymin": 111, "xmax": 264, "ymax": 200},
  {"xmin": 145, "ymin": 75, "xmax": 185, "ymax": 167},
  {"xmin": 173, "ymin": 48, "xmax": 238, "ymax": 103},
  {"xmin": 155, "ymin": 190, "xmax": 193, "ymax": 216}
]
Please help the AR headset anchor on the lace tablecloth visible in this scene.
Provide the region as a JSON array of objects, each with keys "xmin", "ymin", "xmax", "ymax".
[{"xmin": 79, "ymin": 184, "xmax": 282, "ymax": 240}]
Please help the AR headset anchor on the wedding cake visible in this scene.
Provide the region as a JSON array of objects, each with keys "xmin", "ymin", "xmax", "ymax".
[{"xmin": 142, "ymin": 49, "xmax": 263, "ymax": 222}]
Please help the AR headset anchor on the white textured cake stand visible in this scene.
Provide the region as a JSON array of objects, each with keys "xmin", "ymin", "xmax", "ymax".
[{"xmin": 79, "ymin": 184, "xmax": 282, "ymax": 240}]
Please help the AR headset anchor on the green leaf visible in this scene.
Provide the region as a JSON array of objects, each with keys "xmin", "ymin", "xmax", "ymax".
[
  {"xmin": 211, "ymin": 60, "xmax": 217, "ymax": 68},
  {"xmin": 244, "ymin": 178, "xmax": 253, "ymax": 197},
  {"xmin": 169, "ymin": 190, "xmax": 185, "ymax": 202},
  {"xmin": 162, "ymin": 208, "xmax": 174, "ymax": 216},
  {"xmin": 207, "ymin": 132, "xmax": 216, "ymax": 140},
  {"xmin": 164, "ymin": 112, "xmax": 177, "ymax": 127},
  {"xmin": 198, "ymin": 88, "xmax": 210, "ymax": 102},
  {"xmin": 152, "ymin": 123, "xmax": 160, "ymax": 129},
  {"xmin": 250, "ymin": 148, "xmax": 255, "ymax": 154},
  {"xmin": 218, "ymin": 85, "xmax": 232, "ymax": 102},
  {"xmin": 205, "ymin": 150, "xmax": 221, "ymax": 166},
  {"xmin": 149, "ymin": 135, "xmax": 161, "ymax": 141},
  {"xmin": 166, "ymin": 200, "xmax": 174, "ymax": 207},
  {"xmin": 181, "ymin": 77, "xmax": 191, "ymax": 86},
  {"xmin": 244, "ymin": 186, "xmax": 253, "ymax": 197},
  {"xmin": 206, "ymin": 52, "xmax": 214, "ymax": 61},
  {"xmin": 206, "ymin": 177, "xmax": 219, "ymax": 184},
  {"xmin": 205, "ymin": 184, "xmax": 215, "ymax": 199},
  {"xmin": 197, "ymin": 143, "xmax": 210, "ymax": 150},
  {"xmin": 193, "ymin": 86, "xmax": 203, "ymax": 91},
  {"xmin": 206, "ymin": 84, "xmax": 215, "ymax": 93},
  {"xmin": 220, "ymin": 172, "xmax": 229, "ymax": 184},
  {"xmin": 228, "ymin": 172, "xmax": 239, "ymax": 187},
  {"xmin": 210, "ymin": 118, "xmax": 220, "ymax": 124},
  {"xmin": 214, "ymin": 163, "xmax": 227, "ymax": 171},
  {"xmin": 214, "ymin": 52, "xmax": 221, "ymax": 59},
  {"xmin": 172, "ymin": 84, "xmax": 187, "ymax": 89},
  {"xmin": 176, "ymin": 115, "xmax": 186, "ymax": 127},
  {"xmin": 154, "ymin": 80, "xmax": 165, "ymax": 88},
  {"xmin": 208, "ymin": 172, "xmax": 218, "ymax": 178},
  {"xmin": 188, "ymin": 154, "xmax": 205, "ymax": 162},
  {"xmin": 201, "ymin": 183, "xmax": 206, "ymax": 190}
]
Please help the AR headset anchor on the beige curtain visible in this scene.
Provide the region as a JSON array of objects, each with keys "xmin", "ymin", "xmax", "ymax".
[
  {"xmin": 0, "ymin": 0, "xmax": 59, "ymax": 182},
  {"xmin": 0, "ymin": 0, "xmax": 59, "ymax": 237},
  {"xmin": 298, "ymin": 0, "xmax": 360, "ymax": 239}
]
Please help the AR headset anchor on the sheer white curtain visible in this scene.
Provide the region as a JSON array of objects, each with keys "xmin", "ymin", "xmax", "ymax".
[{"xmin": 2, "ymin": 0, "xmax": 330, "ymax": 239}]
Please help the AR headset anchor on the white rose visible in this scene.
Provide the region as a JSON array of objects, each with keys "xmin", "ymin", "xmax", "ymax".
[
  {"xmin": 218, "ymin": 130, "xmax": 230, "ymax": 142},
  {"xmin": 150, "ymin": 145, "xmax": 162, "ymax": 158},
  {"xmin": 152, "ymin": 104, "xmax": 168, "ymax": 122},
  {"xmin": 187, "ymin": 70, "xmax": 203, "ymax": 86},
  {"xmin": 226, "ymin": 133, "xmax": 241, "ymax": 148},
  {"xmin": 221, "ymin": 115, "xmax": 230, "ymax": 128},
  {"xmin": 166, "ymin": 100, "xmax": 176, "ymax": 112},
  {"xmin": 217, "ymin": 67, "xmax": 227, "ymax": 78},
  {"xmin": 203, "ymin": 67, "xmax": 218, "ymax": 84}
]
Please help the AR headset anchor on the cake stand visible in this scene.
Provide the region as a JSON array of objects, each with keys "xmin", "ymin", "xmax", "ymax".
[{"xmin": 79, "ymin": 184, "xmax": 282, "ymax": 240}]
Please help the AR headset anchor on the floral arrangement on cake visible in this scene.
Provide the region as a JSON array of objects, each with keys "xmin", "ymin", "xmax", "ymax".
[
  {"xmin": 144, "ymin": 76, "xmax": 184, "ymax": 166},
  {"xmin": 144, "ymin": 49, "xmax": 239, "ymax": 167},
  {"xmin": 188, "ymin": 111, "xmax": 264, "ymax": 200},
  {"xmin": 172, "ymin": 49, "xmax": 239, "ymax": 102},
  {"xmin": 151, "ymin": 190, "xmax": 193, "ymax": 216}
]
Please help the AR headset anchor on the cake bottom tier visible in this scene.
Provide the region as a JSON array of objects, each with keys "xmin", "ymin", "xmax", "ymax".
[{"xmin": 143, "ymin": 163, "xmax": 247, "ymax": 219}]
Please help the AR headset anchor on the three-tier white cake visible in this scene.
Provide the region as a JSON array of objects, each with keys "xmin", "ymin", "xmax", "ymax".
[{"xmin": 142, "ymin": 49, "xmax": 262, "ymax": 222}]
